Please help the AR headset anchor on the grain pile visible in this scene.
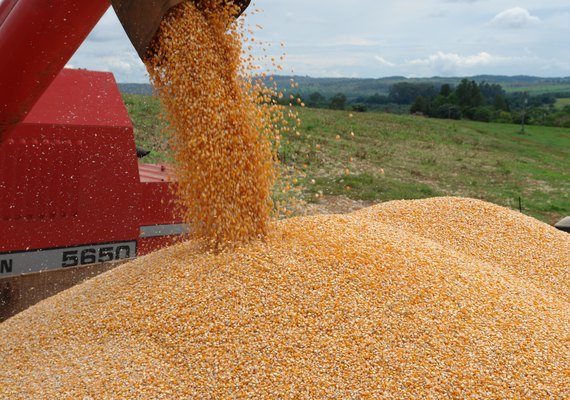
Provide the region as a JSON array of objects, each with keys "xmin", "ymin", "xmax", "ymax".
[
  {"xmin": 1, "ymin": 197, "xmax": 569, "ymax": 398},
  {"xmin": 144, "ymin": 0, "xmax": 280, "ymax": 248}
]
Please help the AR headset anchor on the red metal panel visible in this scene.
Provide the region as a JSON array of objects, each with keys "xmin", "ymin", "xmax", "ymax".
[
  {"xmin": 0, "ymin": 0, "xmax": 18, "ymax": 26},
  {"xmin": 138, "ymin": 163, "xmax": 175, "ymax": 183},
  {"xmin": 1, "ymin": 69, "xmax": 138, "ymax": 251},
  {"xmin": 0, "ymin": 0, "xmax": 110, "ymax": 139},
  {"xmin": 25, "ymin": 69, "xmax": 133, "ymax": 128},
  {"xmin": 1, "ymin": 124, "xmax": 137, "ymax": 250},
  {"xmin": 0, "ymin": 138, "xmax": 81, "ymax": 221},
  {"xmin": 1, "ymin": 68, "xmax": 183, "ymax": 257}
]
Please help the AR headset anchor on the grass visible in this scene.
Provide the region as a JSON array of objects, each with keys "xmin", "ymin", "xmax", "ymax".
[
  {"xmin": 123, "ymin": 94, "xmax": 569, "ymax": 225},
  {"xmin": 122, "ymin": 94, "xmax": 170, "ymax": 163},
  {"xmin": 555, "ymin": 98, "xmax": 570, "ymax": 110},
  {"xmin": 502, "ymin": 83, "xmax": 570, "ymax": 95}
]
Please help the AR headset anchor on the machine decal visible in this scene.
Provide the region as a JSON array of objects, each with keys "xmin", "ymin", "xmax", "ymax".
[
  {"xmin": 0, "ymin": 242, "xmax": 137, "ymax": 278},
  {"xmin": 140, "ymin": 224, "xmax": 188, "ymax": 238},
  {"xmin": 1, "ymin": 259, "xmax": 13, "ymax": 274}
]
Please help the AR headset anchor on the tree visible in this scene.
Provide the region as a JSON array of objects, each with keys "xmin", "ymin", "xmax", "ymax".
[
  {"xmin": 329, "ymin": 93, "xmax": 347, "ymax": 110},
  {"xmin": 434, "ymin": 104, "xmax": 461, "ymax": 120},
  {"xmin": 456, "ymin": 79, "xmax": 483, "ymax": 109},
  {"xmin": 351, "ymin": 104, "xmax": 368, "ymax": 112},
  {"xmin": 388, "ymin": 82, "xmax": 436, "ymax": 104},
  {"xmin": 494, "ymin": 111, "xmax": 513, "ymax": 124},
  {"xmin": 473, "ymin": 107, "xmax": 492, "ymax": 122},
  {"xmin": 479, "ymin": 81, "xmax": 504, "ymax": 103},
  {"xmin": 492, "ymin": 93, "xmax": 509, "ymax": 111},
  {"xmin": 439, "ymin": 84, "xmax": 452, "ymax": 97},
  {"xmin": 307, "ymin": 91, "xmax": 326, "ymax": 108},
  {"xmin": 363, "ymin": 93, "xmax": 390, "ymax": 105},
  {"xmin": 410, "ymin": 96, "xmax": 430, "ymax": 115}
]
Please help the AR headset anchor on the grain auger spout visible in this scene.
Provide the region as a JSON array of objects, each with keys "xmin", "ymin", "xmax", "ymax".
[
  {"xmin": 111, "ymin": 0, "xmax": 251, "ymax": 60},
  {"xmin": 0, "ymin": 0, "xmax": 250, "ymax": 141}
]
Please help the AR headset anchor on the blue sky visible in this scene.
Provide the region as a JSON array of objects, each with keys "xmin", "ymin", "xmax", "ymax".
[{"xmin": 65, "ymin": 0, "xmax": 570, "ymax": 82}]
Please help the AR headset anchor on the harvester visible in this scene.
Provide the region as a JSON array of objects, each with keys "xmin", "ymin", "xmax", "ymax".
[{"xmin": 0, "ymin": 0, "xmax": 250, "ymax": 320}]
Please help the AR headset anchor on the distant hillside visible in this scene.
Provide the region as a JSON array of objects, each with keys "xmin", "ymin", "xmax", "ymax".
[
  {"xmin": 118, "ymin": 75, "xmax": 570, "ymax": 100},
  {"xmin": 118, "ymin": 83, "xmax": 154, "ymax": 96},
  {"xmin": 267, "ymin": 75, "xmax": 570, "ymax": 100}
]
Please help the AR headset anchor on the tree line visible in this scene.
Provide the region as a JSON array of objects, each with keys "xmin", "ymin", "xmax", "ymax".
[
  {"xmin": 276, "ymin": 79, "xmax": 570, "ymax": 128},
  {"xmin": 407, "ymin": 79, "xmax": 570, "ymax": 127},
  {"xmin": 409, "ymin": 79, "xmax": 509, "ymax": 122}
]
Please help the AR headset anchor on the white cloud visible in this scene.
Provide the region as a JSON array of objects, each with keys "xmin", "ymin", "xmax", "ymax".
[
  {"xmin": 407, "ymin": 51, "xmax": 507, "ymax": 75},
  {"xmin": 409, "ymin": 51, "xmax": 500, "ymax": 67},
  {"xmin": 85, "ymin": 8, "xmax": 127, "ymax": 43},
  {"xmin": 491, "ymin": 7, "xmax": 541, "ymax": 29},
  {"xmin": 103, "ymin": 56, "xmax": 134, "ymax": 73},
  {"xmin": 375, "ymin": 56, "xmax": 396, "ymax": 67}
]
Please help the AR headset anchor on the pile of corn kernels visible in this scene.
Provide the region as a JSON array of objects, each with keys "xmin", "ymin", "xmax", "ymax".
[{"xmin": 1, "ymin": 197, "xmax": 568, "ymax": 398}]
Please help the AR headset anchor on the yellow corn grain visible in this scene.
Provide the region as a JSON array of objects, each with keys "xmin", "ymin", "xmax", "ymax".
[
  {"xmin": 144, "ymin": 1, "xmax": 282, "ymax": 249},
  {"xmin": 0, "ymin": 198, "xmax": 568, "ymax": 398}
]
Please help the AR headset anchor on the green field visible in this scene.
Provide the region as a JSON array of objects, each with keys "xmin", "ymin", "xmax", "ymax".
[
  {"xmin": 123, "ymin": 94, "xmax": 570, "ymax": 224},
  {"xmin": 555, "ymin": 98, "xmax": 570, "ymax": 110},
  {"xmin": 502, "ymin": 84, "xmax": 570, "ymax": 95}
]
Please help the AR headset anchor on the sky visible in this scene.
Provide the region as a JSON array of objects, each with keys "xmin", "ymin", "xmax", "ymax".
[{"xmin": 61, "ymin": 0, "xmax": 570, "ymax": 82}]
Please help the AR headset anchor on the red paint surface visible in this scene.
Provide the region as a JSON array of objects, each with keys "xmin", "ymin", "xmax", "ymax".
[
  {"xmin": 0, "ymin": 69, "xmax": 183, "ymax": 257},
  {"xmin": 0, "ymin": 0, "xmax": 109, "ymax": 138},
  {"xmin": 25, "ymin": 69, "xmax": 133, "ymax": 128},
  {"xmin": 139, "ymin": 163, "xmax": 175, "ymax": 183}
]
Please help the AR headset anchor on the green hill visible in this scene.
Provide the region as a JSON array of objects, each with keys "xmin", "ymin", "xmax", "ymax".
[
  {"xmin": 285, "ymin": 108, "xmax": 569, "ymax": 224},
  {"xmin": 124, "ymin": 94, "xmax": 569, "ymax": 224},
  {"xmin": 119, "ymin": 75, "xmax": 570, "ymax": 99},
  {"xmin": 266, "ymin": 75, "xmax": 570, "ymax": 100}
]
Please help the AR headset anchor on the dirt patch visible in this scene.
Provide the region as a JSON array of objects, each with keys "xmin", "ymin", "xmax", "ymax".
[{"xmin": 303, "ymin": 195, "xmax": 376, "ymax": 216}]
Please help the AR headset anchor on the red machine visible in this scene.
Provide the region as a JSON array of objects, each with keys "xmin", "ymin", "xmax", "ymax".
[
  {"xmin": 0, "ymin": 0, "xmax": 191, "ymax": 317},
  {"xmin": 0, "ymin": 67, "xmax": 186, "ymax": 276}
]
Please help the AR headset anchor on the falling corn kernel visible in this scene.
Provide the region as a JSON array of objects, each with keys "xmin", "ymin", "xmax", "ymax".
[{"xmin": 143, "ymin": 1, "xmax": 283, "ymax": 249}]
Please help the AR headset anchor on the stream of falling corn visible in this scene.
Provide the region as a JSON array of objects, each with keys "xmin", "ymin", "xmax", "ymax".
[
  {"xmin": 144, "ymin": 0, "xmax": 280, "ymax": 249},
  {"xmin": 1, "ymin": 2, "xmax": 569, "ymax": 399}
]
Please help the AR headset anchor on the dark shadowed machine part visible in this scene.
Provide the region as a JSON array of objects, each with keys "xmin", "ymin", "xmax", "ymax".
[
  {"xmin": 111, "ymin": 0, "xmax": 251, "ymax": 59},
  {"xmin": 555, "ymin": 217, "xmax": 570, "ymax": 233}
]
